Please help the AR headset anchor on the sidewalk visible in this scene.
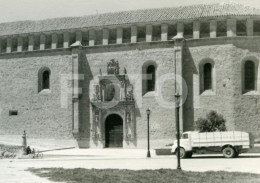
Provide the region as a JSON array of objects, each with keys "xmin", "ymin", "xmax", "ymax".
[
  {"xmin": 1, "ymin": 148, "xmax": 260, "ymax": 183},
  {"xmin": 42, "ymin": 148, "xmax": 157, "ymax": 159}
]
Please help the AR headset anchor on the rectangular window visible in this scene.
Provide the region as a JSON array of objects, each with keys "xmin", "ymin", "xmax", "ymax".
[
  {"xmin": 253, "ymin": 20, "xmax": 260, "ymax": 36},
  {"xmin": 9, "ymin": 110, "xmax": 18, "ymax": 116},
  {"xmin": 152, "ymin": 25, "xmax": 161, "ymax": 41},
  {"xmin": 45, "ymin": 34, "xmax": 52, "ymax": 49},
  {"xmin": 123, "ymin": 28, "xmax": 131, "ymax": 43},
  {"xmin": 237, "ymin": 20, "xmax": 247, "ymax": 36},
  {"xmin": 182, "ymin": 133, "xmax": 189, "ymax": 139},
  {"xmin": 200, "ymin": 22, "xmax": 210, "ymax": 38},
  {"xmin": 168, "ymin": 24, "xmax": 177, "ymax": 40},
  {"xmin": 70, "ymin": 32, "xmax": 76, "ymax": 45},
  {"xmin": 109, "ymin": 29, "xmax": 117, "ymax": 44},
  {"xmin": 23, "ymin": 37, "xmax": 29, "ymax": 51},
  {"xmin": 12, "ymin": 37, "xmax": 18, "ymax": 52},
  {"xmin": 244, "ymin": 61, "xmax": 255, "ymax": 91},
  {"xmin": 137, "ymin": 26, "xmax": 146, "ymax": 42},
  {"xmin": 217, "ymin": 21, "xmax": 227, "ymax": 37},
  {"xmin": 82, "ymin": 31, "xmax": 89, "ymax": 46},
  {"xmin": 57, "ymin": 34, "xmax": 63, "ymax": 48},
  {"xmin": 1, "ymin": 39, "xmax": 7, "ymax": 52},
  {"xmin": 95, "ymin": 30, "xmax": 103, "ymax": 45},
  {"xmin": 184, "ymin": 23, "xmax": 193, "ymax": 39},
  {"xmin": 34, "ymin": 35, "xmax": 40, "ymax": 50}
]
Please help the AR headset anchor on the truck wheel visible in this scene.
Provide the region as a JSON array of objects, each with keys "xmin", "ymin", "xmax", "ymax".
[
  {"xmin": 176, "ymin": 147, "xmax": 186, "ymax": 159},
  {"xmin": 222, "ymin": 146, "xmax": 235, "ymax": 158}
]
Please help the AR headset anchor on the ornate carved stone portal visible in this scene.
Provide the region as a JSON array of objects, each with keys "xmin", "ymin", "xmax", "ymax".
[{"xmin": 91, "ymin": 59, "xmax": 136, "ymax": 147}]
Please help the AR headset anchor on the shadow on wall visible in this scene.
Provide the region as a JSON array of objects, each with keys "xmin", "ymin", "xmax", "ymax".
[
  {"xmin": 183, "ymin": 46, "xmax": 198, "ymax": 131},
  {"xmin": 77, "ymin": 49, "xmax": 93, "ymax": 148}
]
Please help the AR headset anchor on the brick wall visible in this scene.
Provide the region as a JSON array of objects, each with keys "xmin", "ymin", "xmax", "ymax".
[
  {"xmin": 184, "ymin": 37, "xmax": 260, "ymax": 138},
  {"xmin": 0, "ymin": 37, "xmax": 260, "ymax": 149},
  {"xmin": 0, "ymin": 51, "xmax": 73, "ymax": 140}
]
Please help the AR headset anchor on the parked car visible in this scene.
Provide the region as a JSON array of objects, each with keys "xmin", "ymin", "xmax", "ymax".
[{"xmin": 171, "ymin": 131, "xmax": 254, "ymax": 158}]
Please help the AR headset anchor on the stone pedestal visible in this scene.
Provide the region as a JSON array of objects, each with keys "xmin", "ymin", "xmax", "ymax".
[
  {"xmin": 28, "ymin": 36, "xmax": 34, "ymax": 51},
  {"xmin": 52, "ymin": 34, "xmax": 58, "ymax": 49},
  {"xmin": 227, "ymin": 19, "xmax": 236, "ymax": 37},
  {"xmin": 40, "ymin": 35, "xmax": 46, "ymax": 50},
  {"xmin": 117, "ymin": 28, "xmax": 123, "ymax": 44},
  {"xmin": 103, "ymin": 29, "xmax": 109, "ymax": 45},
  {"xmin": 177, "ymin": 23, "xmax": 184, "ymax": 37},
  {"xmin": 131, "ymin": 26, "xmax": 137, "ymax": 43},
  {"xmin": 63, "ymin": 32, "xmax": 70, "ymax": 48},
  {"xmin": 210, "ymin": 20, "xmax": 217, "ymax": 38},
  {"xmin": 161, "ymin": 24, "xmax": 168, "ymax": 41},
  {"xmin": 17, "ymin": 37, "xmax": 23, "ymax": 52},
  {"xmin": 146, "ymin": 25, "xmax": 152, "ymax": 42},
  {"xmin": 6, "ymin": 38, "xmax": 12, "ymax": 53},
  {"xmin": 193, "ymin": 21, "xmax": 200, "ymax": 39},
  {"xmin": 247, "ymin": 19, "xmax": 253, "ymax": 36},
  {"xmin": 89, "ymin": 30, "xmax": 95, "ymax": 46}
]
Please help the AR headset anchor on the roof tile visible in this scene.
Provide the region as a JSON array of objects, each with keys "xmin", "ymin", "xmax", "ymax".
[{"xmin": 0, "ymin": 2, "xmax": 260, "ymax": 36}]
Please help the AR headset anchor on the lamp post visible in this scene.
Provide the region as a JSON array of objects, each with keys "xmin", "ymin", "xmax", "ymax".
[
  {"xmin": 146, "ymin": 108, "xmax": 151, "ymax": 158},
  {"xmin": 175, "ymin": 93, "xmax": 182, "ymax": 170}
]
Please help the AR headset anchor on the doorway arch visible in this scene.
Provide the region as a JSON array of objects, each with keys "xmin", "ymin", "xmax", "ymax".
[{"xmin": 105, "ymin": 114, "xmax": 123, "ymax": 148}]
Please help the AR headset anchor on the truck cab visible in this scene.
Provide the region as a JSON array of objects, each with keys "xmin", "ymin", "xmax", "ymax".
[{"xmin": 171, "ymin": 132, "xmax": 193, "ymax": 158}]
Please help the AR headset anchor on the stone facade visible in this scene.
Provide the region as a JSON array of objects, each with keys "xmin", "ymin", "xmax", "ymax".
[{"xmin": 0, "ymin": 3, "xmax": 260, "ymax": 148}]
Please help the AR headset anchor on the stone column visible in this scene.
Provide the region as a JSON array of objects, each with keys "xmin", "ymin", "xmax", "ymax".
[
  {"xmin": 51, "ymin": 33, "xmax": 58, "ymax": 49},
  {"xmin": 173, "ymin": 34, "xmax": 185, "ymax": 133},
  {"xmin": 247, "ymin": 19, "xmax": 253, "ymax": 36},
  {"xmin": 6, "ymin": 38, "xmax": 12, "ymax": 53},
  {"xmin": 161, "ymin": 24, "xmax": 168, "ymax": 41},
  {"xmin": 103, "ymin": 29, "xmax": 109, "ymax": 45},
  {"xmin": 210, "ymin": 20, "xmax": 217, "ymax": 38},
  {"xmin": 63, "ymin": 32, "xmax": 70, "ymax": 48},
  {"xmin": 71, "ymin": 41, "xmax": 83, "ymax": 136},
  {"xmin": 146, "ymin": 25, "xmax": 152, "ymax": 42},
  {"xmin": 177, "ymin": 22, "xmax": 184, "ymax": 36},
  {"xmin": 227, "ymin": 19, "xmax": 236, "ymax": 37},
  {"xmin": 131, "ymin": 26, "xmax": 137, "ymax": 43},
  {"xmin": 76, "ymin": 31, "xmax": 82, "ymax": 42},
  {"xmin": 89, "ymin": 30, "xmax": 95, "ymax": 46},
  {"xmin": 117, "ymin": 27, "xmax": 123, "ymax": 44},
  {"xmin": 28, "ymin": 36, "xmax": 34, "ymax": 51},
  {"xmin": 17, "ymin": 37, "xmax": 23, "ymax": 52},
  {"xmin": 40, "ymin": 34, "xmax": 46, "ymax": 50},
  {"xmin": 193, "ymin": 21, "xmax": 200, "ymax": 39}
]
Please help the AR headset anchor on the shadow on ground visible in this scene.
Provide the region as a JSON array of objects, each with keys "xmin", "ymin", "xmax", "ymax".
[{"xmin": 28, "ymin": 168, "xmax": 260, "ymax": 183}]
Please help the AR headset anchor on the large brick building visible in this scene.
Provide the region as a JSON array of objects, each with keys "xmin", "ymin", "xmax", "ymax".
[{"xmin": 0, "ymin": 2, "xmax": 260, "ymax": 148}]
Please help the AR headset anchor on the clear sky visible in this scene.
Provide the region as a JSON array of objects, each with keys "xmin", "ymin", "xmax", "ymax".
[{"xmin": 0, "ymin": 0, "xmax": 260, "ymax": 23}]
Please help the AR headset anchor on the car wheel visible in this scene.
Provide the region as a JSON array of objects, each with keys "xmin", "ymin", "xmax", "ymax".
[
  {"xmin": 222, "ymin": 146, "xmax": 235, "ymax": 158},
  {"xmin": 176, "ymin": 147, "xmax": 186, "ymax": 159}
]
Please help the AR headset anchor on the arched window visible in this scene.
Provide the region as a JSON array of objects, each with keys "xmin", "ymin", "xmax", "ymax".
[
  {"xmin": 204, "ymin": 63, "xmax": 212, "ymax": 90},
  {"xmin": 199, "ymin": 60, "xmax": 215, "ymax": 94},
  {"xmin": 244, "ymin": 61, "xmax": 255, "ymax": 90},
  {"xmin": 38, "ymin": 67, "xmax": 51, "ymax": 92},
  {"xmin": 42, "ymin": 70, "xmax": 50, "ymax": 89},
  {"xmin": 147, "ymin": 65, "xmax": 155, "ymax": 92},
  {"xmin": 142, "ymin": 62, "xmax": 157, "ymax": 95}
]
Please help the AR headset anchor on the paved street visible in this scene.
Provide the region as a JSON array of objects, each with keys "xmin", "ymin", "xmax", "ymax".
[{"xmin": 1, "ymin": 149, "xmax": 260, "ymax": 183}]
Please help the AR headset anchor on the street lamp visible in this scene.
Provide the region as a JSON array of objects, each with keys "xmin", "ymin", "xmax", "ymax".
[
  {"xmin": 175, "ymin": 93, "xmax": 182, "ymax": 170},
  {"xmin": 146, "ymin": 108, "xmax": 151, "ymax": 158}
]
